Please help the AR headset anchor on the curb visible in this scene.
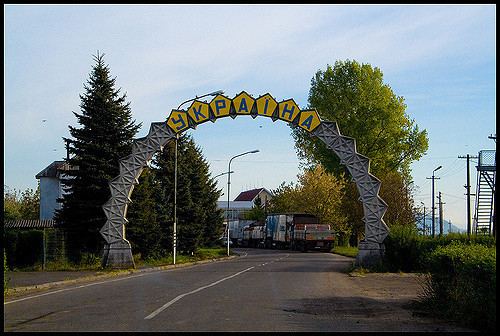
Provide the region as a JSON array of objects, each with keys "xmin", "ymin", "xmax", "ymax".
[{"xmin": 5, "ymin": 254, "xmax": 239, "ymax": 298}]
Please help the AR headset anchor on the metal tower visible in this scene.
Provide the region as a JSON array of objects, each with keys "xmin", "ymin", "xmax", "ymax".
[{"xmin": 473, "ymin": 150, "xmax": 496, "ymax": 235}]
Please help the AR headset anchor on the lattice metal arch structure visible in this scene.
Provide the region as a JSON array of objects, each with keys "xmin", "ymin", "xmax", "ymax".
[{"xmin": 100, "ymin": 105, "xmax": 389, "ymax": 268}]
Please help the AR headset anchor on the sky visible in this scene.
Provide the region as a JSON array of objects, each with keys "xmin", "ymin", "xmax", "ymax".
[{"xmin": 4, "ymin": 4, "xmax": 496, "ymax": 232}]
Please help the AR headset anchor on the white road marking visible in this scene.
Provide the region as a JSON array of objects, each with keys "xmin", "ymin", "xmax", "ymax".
[
  {"xmin": 5, "ymin": 252, "xmax": 289, "ymax": 310},
  {"xmin": 144, "ymin": 266, "xmax": 255, "ymax": 320},
  {"xmin": 4, "ymin": 272, "xmax": 151, "ymax": 305}
]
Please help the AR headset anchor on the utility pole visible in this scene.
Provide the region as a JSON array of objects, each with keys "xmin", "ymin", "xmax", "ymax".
[
  {"xmin": 437, "ymin": 192, "xmax": 445, "ymax": 236},
  {"xmin": 420, "ymin": 201, "xmax": 426, "ymax": 235},
  {"xmin": 459, "ymin": 154, "xmax": 478, "ymax": 238},
  {"xmin": 427, "ymin": 166, "xmax": 442, "ymax": 238}
]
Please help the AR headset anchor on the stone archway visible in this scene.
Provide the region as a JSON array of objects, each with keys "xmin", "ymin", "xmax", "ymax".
[{"xmin": 100, "ymin": 92, "xmax": 389, "ymax": 268}]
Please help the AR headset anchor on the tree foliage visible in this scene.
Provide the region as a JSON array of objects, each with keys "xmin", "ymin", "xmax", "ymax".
[
  {"xmin": 55, "ymin": 52, "xmax": 141, "ymax": 261},
  {"xmin": 244, "ymin": 197, "xmax": 267, "ymax": 222},
  {"xmin": 378, "ymin": 171, "xmax": 417, "ymax": 227},
  {"xmin": 3, "ymin": 185, "xmax": 40, "ymax": 221},
  {"xmin": 269, "ymin": 165, "xmax": 348, "ymax": 236},
  {"xmin": 125, "ymin": 168, "xmax": 164, "ymax": 260},
  {"xmin": 126, "ymin": 134, "xmax": 224, "ymax": 257},
  {"xmin": 290, "ymin": 60, "xmax": 427, "ymax": 244},
  {"xmin": 293, "ymin": 59, "xmax": 428, "ymax": 178}
]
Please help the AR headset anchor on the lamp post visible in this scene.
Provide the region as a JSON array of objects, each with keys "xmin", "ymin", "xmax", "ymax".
[
  {"xmin": 431, "ymin": 165, "xmax": 442, "ymax": 238},
  {"xmin": 173, "ymin": 90, "xmax": 224, "ymax": 265},
  {"xmin": 420, "ymin": 201, "xmax": 426, "ymax": 236},
  {"xmin": 226, "ymin": 150, "xmax": 260, "ymax": 256},
  {"xmin": 213, "ymin": 171, "xmax": 234, "ymax": 179}
]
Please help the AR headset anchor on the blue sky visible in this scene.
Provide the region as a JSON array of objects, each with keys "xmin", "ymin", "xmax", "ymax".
[{"xmin": 4, "ymin": 4, "xmax": 496, "ymax": 232}]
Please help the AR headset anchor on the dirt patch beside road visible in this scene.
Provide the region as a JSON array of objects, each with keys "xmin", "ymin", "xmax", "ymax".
[{"xmin": 295, "ymin": 270, "xmax": 475, "ymax": 332}]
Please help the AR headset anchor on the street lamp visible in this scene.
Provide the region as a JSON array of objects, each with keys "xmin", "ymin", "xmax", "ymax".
[
  {"xmin": 213, "ymin": 171, "xmax": 234, "ymax": 179},
  {"xmin": 173, "ymin": 90, "xmax": 224, "ymax": 265},
  {"xmin": 431, "ymin": 165, "xmax": 442, "ymax": 238},
  {"xmin": 226, "ymin": 150, "xmax": 260, "ymax": 256}
]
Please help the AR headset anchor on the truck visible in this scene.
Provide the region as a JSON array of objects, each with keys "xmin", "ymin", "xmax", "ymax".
[
  {"xmin": 262, "ymin": 213, "xmax": 335, "ymax": 252},
  {"xmin": 229, "ymin": 219, "xmax": 258, "ymax": 246},
  {"xmin": 291, "ymin": 223, "xmax": 335, "ymax": 252},
  {"xmin": 241, "ymin": 223, "xmax": 265, "ymax": 248}
]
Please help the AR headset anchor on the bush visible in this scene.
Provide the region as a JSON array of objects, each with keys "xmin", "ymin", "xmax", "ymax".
[
  {"xmin": 383, "ymin": 227, "xmax": 496, "ymax": 272},
  {"xmin": 4, "ymin": 229, "xmax": 44, "ymax": 269},
  {"xmin": 80, "ymin": 253, "xmax": 102, "ymax": 270},
  {"xmin": 420, "ymin": 242, "xmax": 496, "ymax": 332},
  {"xmin": 383, "ymin": 224, "xmax": 422, "ymax": 272}
]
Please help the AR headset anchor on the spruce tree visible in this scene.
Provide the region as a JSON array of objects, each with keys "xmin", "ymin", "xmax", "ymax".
[
  {"xmin": 126, "ymin": 168, "xmax": 164, "ymax": 259},
  {"xmin": 153, "ymin": 134, "xmax": 223, "ymax": 255},
  {"xmin": 55, "ymin": 52, "xmax": 141, "ymax": 261}
]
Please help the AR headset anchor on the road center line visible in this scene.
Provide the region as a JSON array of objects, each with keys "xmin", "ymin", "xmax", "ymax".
[{"xmin": 144, "ymin": 266, "xmax": 255, "ymax": 320}]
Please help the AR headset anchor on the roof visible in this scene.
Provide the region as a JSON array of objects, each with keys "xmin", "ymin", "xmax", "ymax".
[
  {"xmin": 4, "ymin": 219, "xmax": 59, "ymax": 229},
  {"xmin": 234, "ymin": 188, "xmax": 273, "ymax": 202},
  {"xmin": 35, "ymin": 161, "xmax": 77, "ymax": 179}
]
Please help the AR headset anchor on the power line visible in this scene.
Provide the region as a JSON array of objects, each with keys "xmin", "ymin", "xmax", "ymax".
[{"xmin": 441, "ymin": 192, "xmax": 466, "ymax": 200}]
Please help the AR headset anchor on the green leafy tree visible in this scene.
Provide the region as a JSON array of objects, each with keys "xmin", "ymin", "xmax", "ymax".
[
  {"xmin": 19, "ymin": 187, "xmax": 41, "ymax": 220},
  {"xmin": 269, "ymin": 165, "xmax": 348, "ymax": 239},
  {"xmin": 3, "ymin": 185, "xmax": 40, "ymax": 220},
  {"xmin": 4, "ymin": 187, "xmax": 22, "ymax": 221},
  {"xmin": 293, "ymin": 59, "xmax": 428, "ymax": 178},
  {"xmin": 55, "ymin": 52, "xmax": 141, "ymax": 262},
  {"xmin": 268, "ymin": 181, "xmax": 301, "ymax": 214},
  {"xmin": 378, "ymin": 170, "xmax": 417, "ymax": 227},
  {"xmin": 297, "ymin": 165, "xmax": 348, "ymax": 234},
  {"xmin": 292, "ymin": 60, "xmax": 428, "ymax": 243}
]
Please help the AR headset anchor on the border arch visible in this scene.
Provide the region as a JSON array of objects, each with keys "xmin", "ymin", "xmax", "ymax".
[{"xmin": 100, "ymin": 92, "xmax": 389, "ymax": 268}]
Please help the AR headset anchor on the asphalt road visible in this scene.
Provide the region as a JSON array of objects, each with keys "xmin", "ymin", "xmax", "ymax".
[{"xmin": 3, "ymin": 248, "xmax": 473, "ymax": 332}]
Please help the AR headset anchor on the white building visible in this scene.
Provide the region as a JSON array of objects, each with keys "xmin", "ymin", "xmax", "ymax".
[
  {"xmin": 35, "ymin": 161, "xmax": 76, "ymax": 220},
  {"xmin": 217, "ymin": 188, "xmax": 273, "ymax": 241},
  {"xmin": 217, "ymin": 187, "xmax": 273, "ymax": 221}
]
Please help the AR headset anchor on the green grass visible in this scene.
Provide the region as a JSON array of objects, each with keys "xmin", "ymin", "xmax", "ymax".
[
  {"xmin": 135, "ymin": 247, "xmax": 229, "ymax": 268},
  {"xmin": 331, "ymin": 245, "xmax": 358, "ymax": 258},
  {"xmin": 11, "ymin": 248, "xmax": 230, "ymax": 272}
]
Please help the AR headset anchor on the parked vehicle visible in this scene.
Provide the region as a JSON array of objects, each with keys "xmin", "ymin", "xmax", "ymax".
[
  {"xmin": 241, "ymin": 223, "xmax": 265, "ymax": 247},
  {"xmin": 241, "ymin": 213, "xmax": 335, "ymax": 252},
  {"xmin": 290, "ymin": 223, "xmax": 334, "ymax": 252},
  {"xmin": 219, "ymin": 237, "xmax": 233, "ymax": 247},
  {"xmin": 228, "ymin": 219, "xmax": 258, "ymax": 246}
]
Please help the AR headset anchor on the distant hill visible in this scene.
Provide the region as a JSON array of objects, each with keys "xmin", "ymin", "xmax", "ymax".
[{"xmin": 417, "ymin": 217, "xmax": 466, "ymax": 235}]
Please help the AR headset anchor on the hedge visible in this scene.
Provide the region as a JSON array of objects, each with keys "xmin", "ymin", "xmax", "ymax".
[
  {"xmin": 4, "ymin": 229, "xmax": 44, "ymax": 269},
  {"xmin": 383, "ymin": 226, "xmax": 496, "ymax": 272},
  {"xmin": 423, "ymin": 242, "xmax": 496, "ymax": 332}
]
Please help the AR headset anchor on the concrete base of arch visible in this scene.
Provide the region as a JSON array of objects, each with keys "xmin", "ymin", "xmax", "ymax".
[
  {"xmin": 355, "ymin": 241, "xmax": 386, "ymax": 267},
  {"xmin": 102, "ymin": 240, "xmax": 135, "ymax": 269}
]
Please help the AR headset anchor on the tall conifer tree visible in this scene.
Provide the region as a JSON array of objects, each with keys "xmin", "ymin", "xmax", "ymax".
[
  {"xmin": 152, "ymin": 134, "xmax": 223, "ymax": 254},
  {"xmin": 126, "ymin": 168, "xmax": 164, "ymax": 259},
  {"xmin": 55, "ymin": 52, "xmax": 141, "ymax": 261}
]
